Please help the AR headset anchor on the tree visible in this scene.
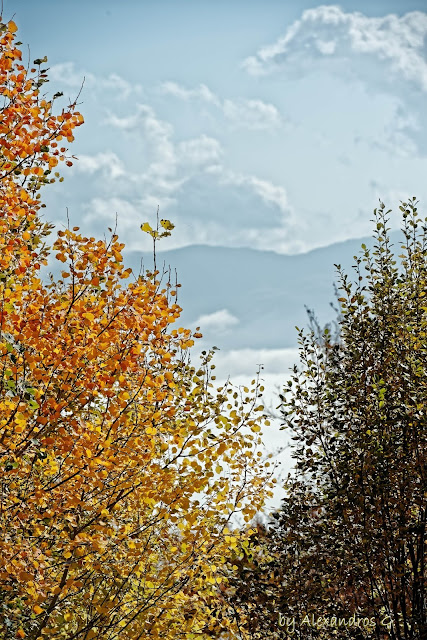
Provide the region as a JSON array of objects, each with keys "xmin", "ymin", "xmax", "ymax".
[
  {"xmin": 223, "ymin": 200, "xmax": 426, "ymax": 640},
  {"xmin": 0, "ymin": 17, "xmax": 275, "ymax": 639}
]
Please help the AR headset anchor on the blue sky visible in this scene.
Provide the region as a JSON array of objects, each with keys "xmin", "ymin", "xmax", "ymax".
[
  {"xmin": 8, "ymin": 1, "xmax": 427, "ymax": 502},
  {"xmin": 10, "ymin": 0, "xmax": 427, "ymax": 255}
]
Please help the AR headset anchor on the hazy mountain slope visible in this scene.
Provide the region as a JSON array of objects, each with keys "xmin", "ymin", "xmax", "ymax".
[
  {"xmin": 42, "ymin": 230, "xmax": 403, "ymax": 351},
  {"xmin": 122, "ymin": 229, "xmax": 402, "ymax": 350}
]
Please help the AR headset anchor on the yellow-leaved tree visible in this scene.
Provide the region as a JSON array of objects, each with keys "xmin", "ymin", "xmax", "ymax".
[{"xmin": 0, "ymin": 15, "xmax": 275, "ymax": 640}]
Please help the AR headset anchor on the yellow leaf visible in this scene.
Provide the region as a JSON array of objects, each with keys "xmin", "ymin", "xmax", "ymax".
[
  {"xmin": 140, "ymin": 222, "xmax": 153, "ymax": 233},
  {"xmin": 33, "ymin": 604, "xmax": 43, "ymax": 615},
  {"xmin": 17, "ymin": 630, "xmax": 25, "ymax": 638},
  {"xmin": 217, "ymin": 442, "xmax": 227, "ymax": 455},
  {"xmin": 8, "ymin": 21, "xmax": 18, "ymax": 33},
  {"xmin": 145, "ymin": 425, "xmax": 157, "ymax": 435},
  {"xmin": 160, "ymin": 219, "xmax": 174, "ymax": 231}
]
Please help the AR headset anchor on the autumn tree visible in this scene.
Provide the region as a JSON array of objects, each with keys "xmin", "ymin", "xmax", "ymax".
[
  {"xmin": 223, "ymin": 200, "xmax": 426, "ymax": 640},
  {"xmin": 0, "ymin": 17, "xmax": 275, "ymax": 640}
]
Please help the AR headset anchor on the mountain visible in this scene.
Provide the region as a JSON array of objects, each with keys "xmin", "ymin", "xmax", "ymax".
[
  {"xmin": 123, "ymin": 230, "xmax": 403, "ymax": 350},
  {"xmin": 42, "ymin": 229, "xmax": 403, "ymax": 351}
]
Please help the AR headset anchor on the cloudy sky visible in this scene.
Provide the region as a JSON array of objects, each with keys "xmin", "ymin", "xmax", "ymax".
[
  {"xmin": 12, "ymin": 0, "xmax": 427, "ymax": 254},
  {"xmin": 10, "ymin": 0, "xmax": 427, "ymax": 505}
]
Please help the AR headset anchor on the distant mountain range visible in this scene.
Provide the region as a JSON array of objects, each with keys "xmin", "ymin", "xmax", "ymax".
[
  {"xmin": 43, "ymin": 229, "xmax": 404, "ymax": 351},
  {"xmin": 123, "ymin": 229, "xmax": 403, "ymax": 350}
]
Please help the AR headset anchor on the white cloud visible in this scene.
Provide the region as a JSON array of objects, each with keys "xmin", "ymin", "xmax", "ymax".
[
  {"xmin": 160, "ymin": 81, "xmax": 282, "ymax": 129},
  {"xmin": 77, "ymin": 194, "xmax": 181, "ymax": 252},
  {"xmin": 106, "ymin": 104, "xmax": 177, "ymax": 179},
  {"xmin": 207, "ymin": 347, "xmax": 300, "ymax": 379},
  {"xmin": 105, "ymin": 103, "xmax": 289, "ymax": 210},
  {"xmin": 74, "ymin": 152, "xmax": 125, "ymax": 179},
  {"xmin": 104, "ymin": 105, "xmax": 224, "ymax": 203},
  {"xmin": 371, "ymin": 129, "xmax": 418, "ymax": 158},
  {"xmin": 242, "ymin": 6, "xmax": 427, "ymax": 91},
  {"xmin": 222, "ymin": 98, "xmax": 281, "ymax": 130},
  {"xmin": 159, "ymin": 81, "xmax": 219, "ymax": 105},
  {"xmin": 99, "ymin": 73, "xmax": 140, "ymax": 99},
  {"xmin": 49, "ymin": 62, "xmax": 141, "ymax": 98},
  {"xmin": 194, "ymin": 309, "xmax": 239, "ymax": 334},
  {"xmin": 221, "ymin": 171, "xmax": 291, "ymax": 215},
  {"xmin": 316, "ymin": 40, "xmax": 336, "ymax": 55},
  {"xmin": 49, "ymin": 62, "xmax": 94, "ymax": 88},
  {"xmin": 177, "ymin": 135, "xmax": 223, "ymax": 167},
  {"xmin": 355, "ymin": 100, "xmax": 421, "ymax": 158},
  {"xmin": 76, "ymin": 103, "xmax": 298, "ymax": 253},
  {"xmin": 82, "ymin": 196, "xmax": 140, "ymax": 228}
]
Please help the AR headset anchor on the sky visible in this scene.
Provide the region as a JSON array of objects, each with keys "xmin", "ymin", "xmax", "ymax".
[
  {"xmin": 7, "ymin": 0, "xmax": 427, "ymax": 507},
  {"xmin": 10, "ymin": 0, "xmax": 427, "ymax": 255}
]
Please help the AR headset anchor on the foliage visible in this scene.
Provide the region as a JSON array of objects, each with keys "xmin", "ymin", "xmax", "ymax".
[
  {"xmin": 0, "ymin": 17, "xmax": 275, "ymax": 639},
  {"xmin": 224, "ymin": 200, "xmax": 426, "ymax": 640}
]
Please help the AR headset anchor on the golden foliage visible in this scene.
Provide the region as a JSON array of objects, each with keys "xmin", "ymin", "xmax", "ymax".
[{"xmin": 0, "ymin": 16, "xmax": 274, "ymax": 640}]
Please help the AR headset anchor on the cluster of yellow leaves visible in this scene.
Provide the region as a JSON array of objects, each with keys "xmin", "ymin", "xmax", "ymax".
[{"xmin": 0, "ymin": 16, "xmax": 274, "ymax": 640}]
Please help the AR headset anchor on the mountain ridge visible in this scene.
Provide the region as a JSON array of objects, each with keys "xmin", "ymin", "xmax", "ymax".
[{"xmin": 121, "ymin": 229, "xmax": 403, "ymax": 350}]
